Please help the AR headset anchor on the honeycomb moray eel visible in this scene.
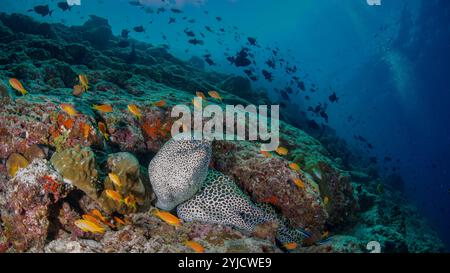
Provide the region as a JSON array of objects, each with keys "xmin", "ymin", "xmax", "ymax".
[
  {"xmin": 148, "ymin": 133, "xmax": 212, "ymax": 211},
  {"xmin": 177, "ymin": 170, "xmax": 309, "ymax": 245}
]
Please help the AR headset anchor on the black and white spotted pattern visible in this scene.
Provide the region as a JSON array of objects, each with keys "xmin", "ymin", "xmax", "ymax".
[
  {"xmin": 148, "ymin": 134, "xmax": 211, "ymax": 210},
  {"xmin": 178, "ymin": 170, "xmax": 270, "ymax": 233},
  {"xmin": 178, "ymin": 170, "xmax": 310, "ymax": 244}
]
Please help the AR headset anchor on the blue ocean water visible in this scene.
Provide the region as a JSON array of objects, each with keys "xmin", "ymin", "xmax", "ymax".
[{"xmin": 1, "ymin": 0, "xmax": 449, "ymax": 250}]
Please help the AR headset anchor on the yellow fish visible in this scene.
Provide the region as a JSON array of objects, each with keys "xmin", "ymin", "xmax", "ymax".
[
  {"xmin": 92, "ymin": 104, "xmax": 113, "ymax": 113},
  {"xmin": 196, "ymin": 91, "xmax": 206, "ymax": 99},
  {"xmin": 114, "ymin": 216, "xmax": 126, "ymax": 226},
  {"xmin": 82, "ymin": 214, "xmax": 103, "ymax": 226},
  {"xmin": 275, "ymin": 146, "xmax": 288, "ymax": 156},
  {"xmin": 324, "ymin": 196, "xmax": 330, "ymax": 206},
  {"xmin": 98, "ymin": 122, "xmax": 109, "ymax": 140},
  {"xmin": 127, "ymin": 104, "xmax": 142, "ymax": 118},
  {"xmin": 108, "ymin": 173, "xmax": 122, "ymax": 187},
  {"xmin": 105, "ymin": 189, "xmax": 123, "ymax": 203},
  {"xmin": 153, "ymin": 209, "xmax": 181, "ymax": 227},
  {"xmin": 208, "ymin": 90, "xmax": 222, "ymax": 100},
  {"xmin": 74, "ymin": 219, "xmax": 105, "ymax": 234},
  {"xmin": 283, "ymin": 242, "xmax": 298, "ymax": 250},
  {"xmin": 124, "ymin": 195, "xmax": 137, "ymax": 210},
  {"xmin": 90, "ymin": 209, "xmax": 106, "ymax": 222},
  {"xmin": 289, "ymin": 162, "xmax": 301, "ymax": 171},
  {"xmin": 60, "ymin": 103, "xmax": 78, "ymax": 117},
  {"xmin": 9, "ymin": 78, "xmax": 28, "ymax": 95},
  {"xmin": 79, "ymin": 74, "xmax": 89, "ymax": 90},
  {"xmin": 292, "ymin": 178, "xmax": 306, "ymax": 189},
  {"xmin": 153, "ymin": 100, "xmax": 166, "ymax": 107},
  {"xmin": 260, "ymin": 150, "xmax": 272, "ymax": 158},
  {"xmin": 185, "ymin": 240, "xmax": 205, "ymax": 253}
]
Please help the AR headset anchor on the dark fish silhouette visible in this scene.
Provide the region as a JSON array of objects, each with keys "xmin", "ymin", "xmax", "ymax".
[
  {"xmin": 168, "ymin": 17, "xmax": 176, "ymax": 24},
  {"xmin": 266, "ymin": 58, "xmax": 276, "ymax": 69},
  {"xmin": 204, "ymin": 54, "xmax": 215, "ymax": 66},
  {"xmin": 128, "ymin": 1, "xmax": 143, "ymax": 6},
  {"xmin": 205, "ymin": 26, "xmax": 213, "ymax": 33},
  {"xmin": 228, "ymin": 48, "xmax": 252, "ymax": 67},
  {"xmin": 329, "ymin": 92, "xmax": 339, "ymax": 103},
  {"xmin": 57, "ymin": 2, "xmax": 71, "ymax": 11},
  {"xmin": 188, "ymin": 39, "xmax": 204, "ymax": 45},
  {"xmin": 216, "ymin": 16, "xmax": 222, "ymax": 21},
  {"xmin": 262, "ymin": 70, "xmax": 273, "ymax": 82},
  {"xmin": 29, "ymin": 5, "xmax": 53, "ymax": 17},
  {"xmin": 133, "ymin": 26, "xmax": 145, "ymax": 33},
  {"xmin": 184, "ymin": 29, "xmax": 195, "ymax": 37},
  {"xmin": 171, "ymin": 8, "xmax": 182, "ymax": 13},
  {"xmin": 247, "ymin": 37, "xmax": 257, "ymax": 45},
  {"xmin": 157, "ymin": 7, "xmax": 166, "ymax": 14},
  {"xmin": 320, "ymin": 110, "xmax": 328, "ymax": 123}
]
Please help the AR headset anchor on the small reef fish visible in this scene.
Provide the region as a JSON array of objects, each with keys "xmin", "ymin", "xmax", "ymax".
[
  {"xmin": 90, "ymin": 209, "xmax": 107, "ymax": 222},
  {"xmin": 289, "ymin": 162, "xmax": 300, "ymax": 171},
  {"xmin": 283, "ymin": 242, "xmax": 298, "ymax": 250},
  {"xmin": 312, "ymin": 167, "xmax": 322, "ymax": 180},
  {"xmin": 128, "ymin": 104, "xmax": 142, "ymax": 118},
  {"xmin": 260, "ymin": 150, "xmax": 272, "ymax": 158},
  {"xmin": 196, "ymin": 91, "xmax": 206, "ymax": 99},
  {"xmin": 78, "ymin": 74, "xmax": 89, "ymax": 90},
  {"xmin": 316, "ymin": 236, "xmax": 333, "ymax": 245},
  {"xmin": 185, "ymin": 240, "xmax": 205, "ymax": 253},
  {"xmin": 275, "ymin": 146, "xmax": 288, "ymax": 156},
  {"xmin": 298, "ymin": 229, "xmax": 312, "ymax": 238},
  {"xmin": 292, "ymin": 178, "xmax": 306, "ymax": 189},
  {"xmin": 8, "ymin": 78, "xmax": 28, "ymax": 95},
  {"xmin": 72, "ymin": 84, "xmax": 85, "ymax": 96},
  {"xmin": 74, "ymin": 219, "xmax": 105, "ymax": 234},
  {"xmin": 153, "ymin": 209, "xmax": 181, "ymax": 227},
  {"xmin": 82, "ymin": 214, "xmax": 103, "ymax": 226},
  {"xmin": 323, "ymin": 196, "xmax": 330, "ymax": 206},
  {"xmin": 60, "ymin": 104, "xmax": 78, "ymax": 116},
  {"xmin": 153, "ymin": 100, "xmax": 166, "ymax": 107},
  {"xmin": 124, "ymin": 195, "xmax": 137, "ymax": 210},
  {"xmin": 92, "ymin": 104, "xmax": 113, "ymax": 113},
  {"xmin": 82, "ymin": 123, "xmax": 91, "ymax": 139},
  {"xmin": 105, "ymin": 189, "xmax": 123, "ymax": 203},
  {"xmin": 261, "ymin": 196, "xmax": 278, "ymax": 205},
  {"xmin": 108, "ymin": 173, "xmax": 122, "ymax": 187},
  {"xmin": 208, "ymin": 90, "xmax": 222, "ymax": 100},
  {"xmin": 114, "ymin": 216, "xmax": 126, "ymax": 226},
  {"xmin": 98, "ymin": 122, "xmax": 109, "ymax": 140}
]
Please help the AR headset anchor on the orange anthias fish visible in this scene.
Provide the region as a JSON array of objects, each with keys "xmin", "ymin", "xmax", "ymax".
[
  {"xmin": 124, "ymin": 195, "xmax": 137, "ymax": 210},
  {"xmin": 261, "ymin": 195, "xmax": 278, "ymax": 205},
  {"xmin": 283, "ymin": 242, "xmax": 298, "ymax": 250},
  {"xmin": 292, "ymin": 178, "xmax": 306, "ymax": 189},
  {"xmin": 60, "ymin": 103, "xmax": 78, "ymax": 117},
  {"xmin": 74, "ymin": 219, "xmax": 105, "ymax": 234},
  {"xmin": 114, "ymin": 216, "xmax": 126, "ymax": 226},
  {"xmin": 275, "ymin": 146, "xmax": 288, "ymax": 156},
  {"xmin": 185, "ymin": 240, "xmax": 205, "ymax": 253},
  {"xmin": 208, "ymin": 90, "xmax": 222, "ymax": 100},
  {"xmin": 9, "ymin": 78, "xmax": 28, "ymax": 95},
  {"xmin": 98, "ymin": 122, "xmax": 109, "ymax": 140},
  {"xmin": 196, "ymin": 91, "xmax": 206, "ymax": 100},
  {"xmin": 289, "ymin": 162, "xmax": 301, "ymax": 172},
  {"xmin": 108, "ymin": 173, "xmax": 122, "ymax": 187},
  {"xmin": 105, "ymin": 189, "xmax": 123, "ymax": 203},
  {"xmin": 92, "ymin": 104, "xmax": 113, "ymax": 113},
  {"xmin": 79, "ymin": 74, "xmax": 89, "ymax": 90},
  {"xmin": 153, "ymin": 209, "xmax": 181, "ymax": 227},
  {"xmin": 153, "ymin": 100, "xmax": 166, "ymax": 107},
  {"xmin": 128, "ymin": 104, "xmax": 142, "ymax": 118},
  {"xmin": 82, "ymin": 123, "xmax": 91, "ymax": 139},
  {"xmin": 82, "ymin": 214, "xmax": 103, "ymax": 226},
  {"xmin": 90, "ymin": 209, "xmax": 107, "ymax": 222}
]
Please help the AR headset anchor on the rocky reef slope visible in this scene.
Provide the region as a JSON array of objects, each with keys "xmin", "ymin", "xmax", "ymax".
[{"xmin": 0, "ymin": 13, "xmax": 444, "ymax": 253}]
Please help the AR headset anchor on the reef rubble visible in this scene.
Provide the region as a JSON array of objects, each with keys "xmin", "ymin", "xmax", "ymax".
[{"xmin": 0, "ymin": 13, "xmax": 445, "ymax": 253}]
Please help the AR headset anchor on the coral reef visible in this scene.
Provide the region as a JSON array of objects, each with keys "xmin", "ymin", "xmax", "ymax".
[{"xmin": 0, "ymin": 13, "xmax": 444, "ymax": 253}]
